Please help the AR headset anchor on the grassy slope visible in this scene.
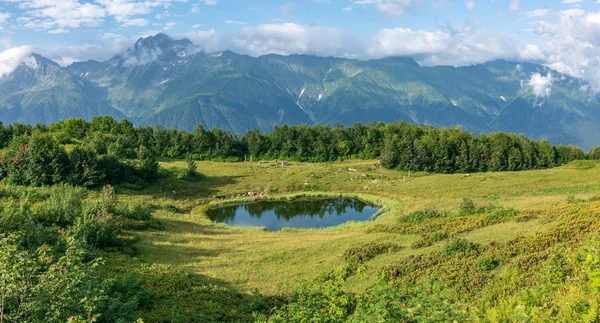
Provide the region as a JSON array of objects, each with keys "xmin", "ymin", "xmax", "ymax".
[{"xmin": 116, "ymin": 159, "xmax": 600, "ymax": 295}]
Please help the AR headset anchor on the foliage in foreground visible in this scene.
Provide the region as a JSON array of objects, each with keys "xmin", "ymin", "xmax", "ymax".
[
  {"xmin": 257, "ymin": 198, "xmax": 600, "ymax": 323},
  {"xmin": 0, "ymin": 184, "xmax": 158, "ymax": 322}
]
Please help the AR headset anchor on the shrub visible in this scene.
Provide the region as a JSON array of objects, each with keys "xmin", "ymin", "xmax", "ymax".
[
  {"xmin": 400, "ymin": 209, "xmax": 449, "ymax": 224},
  {"xmin": 475, "ymin": 256, "xmax": 499, "ymax": 270},
  {"xmin": 484, "ymin": 207, "xmax": 518, "ymax": 221},
  {"xmin": 443, "ymin": 238, "xmax": 480, "ymax": 257},
  {"xmin": 97, "ymin": 275, "xmax": 153, "ymax": 323},
  {"xmin": 116, "ymin": 202, "xmax": 152, "ymax": 221},
  {"xmin": 0, "ymin": 235, "xmax": 106, "ymax": 322},
  {"xmin": 69, "ymin": 217, "xmax": 122, "ymax": 252},
  {"xmin": 33, "ymin": 184, "xmax": 85, "ymax": 227},
  {"xmin": 186, "ymin": 154, "xmax": 197, "ymax": 178},
  {"xmin": 411, "ymin": 231, "xmax": 449, "ymax": 249},
  {"xmin": 459, "ymin": 198, "xmax": 477, "ymax": 215},
  {"xmin": 169, "ymin": 167, "xmax": 189, "ymax": 180},
  {"xmin": 343, "ymin": 242, "xmax": 403, "ymax": 265}
]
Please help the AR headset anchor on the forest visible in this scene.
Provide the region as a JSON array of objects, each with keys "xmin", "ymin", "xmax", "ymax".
[
  {"xmin": 2, "ymin": 117, "xmax": 600, "ymax": 322},
  {"xmin": 0, "ymin": 117, "xmax": 595, "ymax": 189}
]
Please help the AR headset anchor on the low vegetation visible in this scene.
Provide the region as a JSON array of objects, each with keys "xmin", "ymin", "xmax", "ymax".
[{"xmin": 2, "ymin": 117, "xmax": 600, "ymax": 322}]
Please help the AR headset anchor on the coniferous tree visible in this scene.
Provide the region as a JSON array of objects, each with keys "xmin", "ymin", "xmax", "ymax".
[{"xmin": 136, "ymin": 145, "xmax": 159, "ymax": 183}]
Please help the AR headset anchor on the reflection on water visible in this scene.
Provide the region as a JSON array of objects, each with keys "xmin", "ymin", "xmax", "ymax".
[{"xmin": 206, "ymin": 198, "xmax": 379, "ymax": 231}]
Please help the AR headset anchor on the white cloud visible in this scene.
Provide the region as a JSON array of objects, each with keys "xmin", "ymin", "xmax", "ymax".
[
  {"xmin": 526, "ymin": 8, "xmax": 550, "ymax": 18},
  {"xmin": 225, "ymin": 20, "xmax": 247, "ymax": 25},
  {"xmin": 529, "ymin": 9, "xmax": 600, "ymax": 91},
  {"xmin": 526, "ymin": 72, "xmax": 553, "ymax": 97},
  {"xmin": 121, "ymin": 18, "xmax": 149, "ymax": 27},
  {"xmin": 9, "ymin": 0, "xmax": 106, "ymax": 31},
  {"xmin": 122, "ymin": 47, "xmax": 163, "ymax": 66},
  {"xmin": 183, "ymin": 29, "xmax": 221, "ymax": 53},
  {"xmin": 369, "ymin": 24, "xmax": 519, "ymax": 66},
  {"xmin": 354, "ymin": 0, "xmax": 423, "ymax": 18},
  {"xmin": 465, "ymin": 1, "xmax": 475, "ymax": 10},
  {"xmin": 432, "ymin": 0, "xmax": 452, "ymax": 9},
  {"xmin": 509, "ymin": 0, "xmax": 520, "ymax": 14},
  {"xmin": 232, "ymin": 23, "xmax": 363, "ymax": 58},
  {"xmin": 48, "ymin": 28, "xmax": 69, "ymax": 34},
  {"xmin": 0, "ymin": 45, "xmax": 34, "ymax": 78},
  {"xmin": 6, "ymin": 0, "xmax": 188, "ymax": 32},
  {"xmin": 163, "ymin": 21, "xmax": 176, "ymax": 30},
  {"xmin": 0, "ymin": 37, "xmax": 11, "ymax": 50},
  {"xmin": 280, "ymin": 2, "xmax": 295, "ymax": 16},
  {"xmin": 182, "ymin": 24, "xmax": 363, "ymax": 58},
  {"xmin": 104, "ymin": 31, "xmax": 120, "ymax": 38},
  {"xmin": 561, "ymin": 0, "xmax": 581, "ymax": 3},
  {"xmin": 0, "ymin": 12, "xmax": 10, "ymax": 24},
  {"xmin": 519, "ymin": 44, "xmax": 544, "ymax": 61},
  {"xmin": 200, "ymin": 0, "xmax": 218, "ymax": 4},
  {"xmin": 180, "ymin": 23, "xmax": 519, "ymax": 67},
  {"xmin": 40, "ymin": 38, "xmax": 134, "ymax": 66}
]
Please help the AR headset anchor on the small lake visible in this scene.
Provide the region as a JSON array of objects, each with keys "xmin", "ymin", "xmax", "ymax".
[{"xmin": 206, "ymin": 198, "xmax": 380, "ymax": 231}]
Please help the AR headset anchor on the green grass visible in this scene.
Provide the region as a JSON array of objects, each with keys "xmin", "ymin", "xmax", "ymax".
[{"xmin": 106, "ymin": 159, "xmax": 600, "ymax": 295}]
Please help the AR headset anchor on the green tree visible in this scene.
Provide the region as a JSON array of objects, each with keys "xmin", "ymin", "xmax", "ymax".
[
  {"xmin": 590, "ymin": 146, "xmax": 600, "ymax": 160},
  {"xmin": 69, "ymin": 146, "xmax": 105, "ymax": 187},
  {"xmin": 25, "ymin": 132, "xmax": 70, "ymax": 186},
  {"xmin": 136, "ymin": 146, "xmax": 159, "ymax": 183},
  {"xmin": 185, "ymin": 154, "xmax": 197, "ymax": 178},
  {"xmin": 379, "ymin": 136, "xmax": 399, "ymax": 169}
]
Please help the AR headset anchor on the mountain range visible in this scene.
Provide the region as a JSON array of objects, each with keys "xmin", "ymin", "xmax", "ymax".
[{"xmin": 1, "ymin": 33, "xmax": 600, "ymax": 150}]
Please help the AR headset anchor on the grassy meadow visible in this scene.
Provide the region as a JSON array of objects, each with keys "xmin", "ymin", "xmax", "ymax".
[{"xmin": 108, "ymin": 159, "xmax": 600, "ymax": 295}]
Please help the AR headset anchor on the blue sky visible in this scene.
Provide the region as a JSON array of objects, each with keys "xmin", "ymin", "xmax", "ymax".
[
  {"xmin": 1, "ymin": 0, "xmax": 600, "ymax": 88},
  {"xmin": 0, "ymin": 0, "xmax": 585, "ymax": 47}
]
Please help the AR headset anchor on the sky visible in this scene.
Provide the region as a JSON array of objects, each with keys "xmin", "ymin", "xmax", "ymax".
[{"xmin": 1, "ymin": 0, "xmax": 600, "ymax": 89}]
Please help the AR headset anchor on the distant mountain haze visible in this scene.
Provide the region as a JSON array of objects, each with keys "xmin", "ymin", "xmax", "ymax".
[{"xmin": 1, "ymin": 33, "xmax": 599, "ymax": 150}]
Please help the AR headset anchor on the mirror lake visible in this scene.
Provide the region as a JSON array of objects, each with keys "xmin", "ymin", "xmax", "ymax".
[{"xmin": 206, "ymin": 198, "xmax": 380, "ymax": 231}]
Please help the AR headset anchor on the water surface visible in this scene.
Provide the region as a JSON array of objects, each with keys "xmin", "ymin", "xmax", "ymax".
[{"xmin": 206, "ymin": 198, "xmax": 379, "ymax": 231}]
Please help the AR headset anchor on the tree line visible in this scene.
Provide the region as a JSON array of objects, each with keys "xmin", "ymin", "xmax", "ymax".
[{"xmin": 0, "ymin": 116, "xmax": 596, "ymax": 187}]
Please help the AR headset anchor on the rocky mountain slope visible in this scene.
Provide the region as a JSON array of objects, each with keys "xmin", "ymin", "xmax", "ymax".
[{"xmin": 1, "ymin": 33, "xmax": 599, "ymax": 150}]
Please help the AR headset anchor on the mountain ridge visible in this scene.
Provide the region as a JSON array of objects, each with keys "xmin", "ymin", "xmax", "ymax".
[{"xmin": 1, "ymin": 33, "xmax": 599, "ymax": 150}]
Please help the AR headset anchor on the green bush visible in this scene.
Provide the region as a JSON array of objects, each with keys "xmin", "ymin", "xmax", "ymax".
[
  {"xmin": 0, "ymin": 235, "xmax": 106, "ymax": 322},
  {"xmin": 116, "ymin": 202, "xmax": 152, "ymax": 221},
  {"xmin": 475, "ymin": 256, "xmax": 499, "ymax": 271},
  {"xmin": 343, "ymin": 242, "xmax": 403, "ymax": 265},
  {"xmin": 186, "ymin": 154, "xmax": 198, "ymax": 178},
  {"xmin": 411, "ymin": 231, "xmax": 449, "ymax": 249},
  {"xmin": 69, "ymin": 217, "xmax": 122, "ymax": 252},
  {"xmin": 459, "ymin": 198, "xmax": 477, "ymax": 215},
  {"xmin": 33, "ymin": 184, "xmax": 85, "ymax": 227},
  {"xmin": 97, "ymin": 275, "xmax": 153, "ymax": 323},
  {"xmin": 400, "ymin": 209, "xmax": 449, "ymax": 224},
  {"xmin": 484, "ymin": 207, "xmax": 518, "ymax": 221},
  {"xmin": 443, "ymin": 238, "xmax": 480, "ymax": 257}
]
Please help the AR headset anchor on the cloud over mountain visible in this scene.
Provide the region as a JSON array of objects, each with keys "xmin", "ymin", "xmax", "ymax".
[{"xmin": 0, "ymin": 45, "xmax": 34, "ymax": 78}]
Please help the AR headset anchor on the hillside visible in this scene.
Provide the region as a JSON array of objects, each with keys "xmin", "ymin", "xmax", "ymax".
[
  {"xmin": 2, "ymin": 117, "xmax": 600, "ymax": 321},
  {"xmin": 0, "ymin": 54, "xmax": 124, "ymax": 125}
]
